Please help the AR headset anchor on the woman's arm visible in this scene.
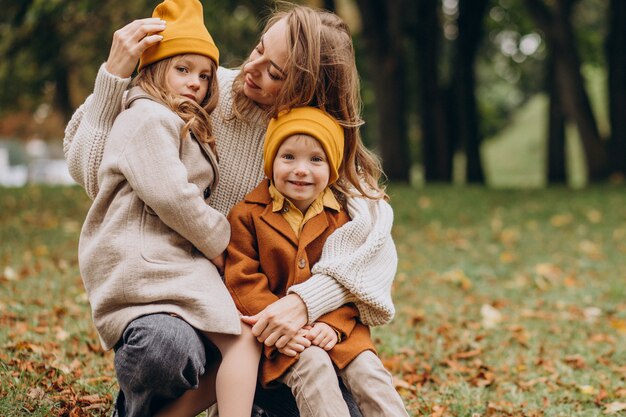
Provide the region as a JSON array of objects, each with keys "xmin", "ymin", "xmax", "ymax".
[
  {"xmin": 289, "ymin": 197, "xmax": 397, "ymax": 326},
  {"xmin": 243, "ymin": 197, "xmax": 397, "ymax": 348},
  {"xmin": 63, "ymin": 65, "xmax": 130, "ymax": 199},
  {"xmin": 63, "ymin": 18, "xmax": 165, "ymax": 199}
]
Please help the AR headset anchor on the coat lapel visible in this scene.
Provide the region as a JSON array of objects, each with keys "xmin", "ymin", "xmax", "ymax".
[
  {"xmin": 299, "ymin": 210, "xmax": 330, "ymax": 249},
  {"xmin": 259, "ymin": 206, "xmax": 299, "ymax": 247},
  {"xmin": 246, "ymin": 181, "xmax": 299, "ymax": 247},
  {"xmin": 197, "ymin": 141, "xmax": 220, "ymax": 191}
]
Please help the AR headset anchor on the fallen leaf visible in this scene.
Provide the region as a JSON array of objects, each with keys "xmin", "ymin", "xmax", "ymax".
[
  {"xmin": 609, "ymin": 319, "xmax": 626, "ymax": 335},
  {"xmin": 481, "ymin": 304, "xmax": 502, "ymax": 328},
  {"xmin": 455, "ymin": 348, "xmax": 482, "ymax": 360},
  {"xmin": 604, "ymin": 402, "xmax": 626, "ymax": 414},
  {"xmin": 564, "ymin": 354, "xmax": 586, "ymax": 369},
  {"xmin": 579, "ymin": 385, "xmax": 597, "ymax": 395}
]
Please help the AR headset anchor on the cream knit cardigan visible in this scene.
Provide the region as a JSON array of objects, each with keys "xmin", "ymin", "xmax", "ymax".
[{"xmin": 64, "ymin": 64, "xmax": 397, "ymax": 325}]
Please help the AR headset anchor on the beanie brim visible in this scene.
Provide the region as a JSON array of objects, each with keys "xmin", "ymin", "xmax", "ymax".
[
  {"xmin": 138, "ymin": 37, "xmax": 219, "ymax": 71},
  {"xmin": 264, "ymin": 108, "xmax": 344, "ymax": 184}
]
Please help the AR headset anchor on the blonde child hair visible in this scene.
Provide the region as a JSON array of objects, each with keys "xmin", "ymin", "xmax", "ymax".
[{"xmin": 133, "ymin": 56, "xmax": 219, "ymax": 155}]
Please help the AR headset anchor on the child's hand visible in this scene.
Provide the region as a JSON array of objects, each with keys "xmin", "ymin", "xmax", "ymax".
[
  {"xmin": 277, "ymin": 328, "xmax": 311, "ymax": 357},
  {"xmin": 210, "ymin": 252, "xmax": 225, "ymax": 275},
  {"xmin": 305, "ymin": 322, "xmax": 338, "ymax": 351}
]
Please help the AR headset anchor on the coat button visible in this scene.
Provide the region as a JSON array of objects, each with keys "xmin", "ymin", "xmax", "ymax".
[
  {"xmin": 298, "ymin": 258, "xmax": 306, "ymax": 269},
  {"xmin": 281, "ymin": 206, "xmax": 289, "ymax": 213},
  {"xmin": 204, "ymin": 187, "xmax": 211, "ymax": 199}
]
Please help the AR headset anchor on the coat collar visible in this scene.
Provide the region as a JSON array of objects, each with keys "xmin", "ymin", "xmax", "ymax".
[
  {"xmin": 246, "ymin": 180, "xmax": 331, "ymax": 248},
  {"xmin": 124, "ymin": 87, "xmax": 220, "ymax": 192}
]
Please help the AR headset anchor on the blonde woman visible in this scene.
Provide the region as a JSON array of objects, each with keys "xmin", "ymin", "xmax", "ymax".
[{"xmin": 65, "ymin": 4, "xmax": 397, "ymax": 417}]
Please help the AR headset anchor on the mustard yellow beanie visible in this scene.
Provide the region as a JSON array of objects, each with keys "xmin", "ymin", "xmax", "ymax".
[
  {"xmin": 138, "ymin": 0, "xmax": 219, "ymax": 71},
  {"xmin": 264, "ymin": 107, "xmax": 345, "ymax": 184}
]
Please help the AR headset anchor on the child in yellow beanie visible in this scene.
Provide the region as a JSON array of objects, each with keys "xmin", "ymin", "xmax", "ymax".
[
  {"xmin": 77, "ymin": 1, "xmax": 260, "ymax": 417},
  {"xmin": 224, "ymin": 107, "xmax": 409, "ymax": 417}
]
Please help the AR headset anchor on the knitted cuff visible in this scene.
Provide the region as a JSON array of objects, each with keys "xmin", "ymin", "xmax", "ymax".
[
  {"xmin": 288, "ymin": 274, "xmax": 355, "ymax": 324},
  {"xmin": 85, "ymin": 63, "xmax": 131, "ymax": 128}
]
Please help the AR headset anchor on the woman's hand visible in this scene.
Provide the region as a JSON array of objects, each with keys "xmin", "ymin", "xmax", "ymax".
[
  {"xmin": 305, "ymin": 322, "xmax": 338, "ymax": 351},
  {"xmin": 105, "ymin": 18, "xmax": 167, "ymax": 78},
  {"xmin": 277, "ymin": 328, "xmax": 312, "ymax": 357},
  {"xmin": 241, "ymin": 294, "xmax": 308, "ymax": 348}
]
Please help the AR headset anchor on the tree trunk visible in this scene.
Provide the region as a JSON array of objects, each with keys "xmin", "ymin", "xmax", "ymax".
[
  {"xmin": 412, "ymin": 0, "xmax": 452, "ymax": 182},
  {"xmin": 54, "ymin": 65, "xmax": 73, "ymax": 122},
  {"xmin": 451, "ymin": 0, "xmax": 489, "ymax": 183},
  {"xmin": 546, "ymin": 53, "xmax": 567, "ymax": 183},
  {"xmin": 524, "ymin": 0, "xmax": 608, "ymax": 180},
  {"xmin": 322, "ymin": 0, "xmax": 336, "ymax": 12},
  {"xmin": 356, "ymin": 0, "xmax": 411, "ymax": 182},
  {"xmin": 607, "ymin": 0, "xmax": 626, "ymax": 176}
]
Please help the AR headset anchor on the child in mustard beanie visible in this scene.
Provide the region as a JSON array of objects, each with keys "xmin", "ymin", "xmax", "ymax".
[
  {"xmin": 78, "ymin": 1, "xmax": 260, "ymax": 417},
  {"xmin": 224, "ymin": 107, "xmax": 409, "ymax": 417}
]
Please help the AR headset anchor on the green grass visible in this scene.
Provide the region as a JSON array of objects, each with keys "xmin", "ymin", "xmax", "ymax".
[
  {"xmin": 2, "ymin": 184, "xmax": 626, "ymax": 416},
  {"xmin": 383, "ymin": 184, "xmax": 626, "ymax": 416}
]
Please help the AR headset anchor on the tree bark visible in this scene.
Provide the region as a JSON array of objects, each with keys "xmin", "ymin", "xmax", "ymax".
[
  {"xmin": 546, "ymin": 53, "xmax": 567, "ymax": 183},
  {"xmin": 411, "ymin": 0, "xmax": 452, "ymax": 182},
  {"xmin": 322, "ymin": 0, "xmax": 336, "ymax": 12},
  {"xmin": 450, "ymin": 0, "xmax": 490, "ymax": 183},
  {"xmin": 607, "ymin": 0, "xmax": 626, "ymax": 176},
  {"xmin": 524, "ymin": 0, "xmax": 608, "ymax": 180},
  {"xmin": 356, "ymin": 0, "xmax": 411, "ymax": 182}
]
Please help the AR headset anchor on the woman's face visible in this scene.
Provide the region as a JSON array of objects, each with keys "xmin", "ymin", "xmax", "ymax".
[{"xmin": 242, "ymin": 18, "xmax": 290, "ymax": 107}]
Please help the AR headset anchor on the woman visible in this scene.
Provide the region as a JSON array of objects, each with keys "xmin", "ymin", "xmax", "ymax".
[{"xmin": 65, "ymin": 4, "xmax": 397, "ymax": 417}]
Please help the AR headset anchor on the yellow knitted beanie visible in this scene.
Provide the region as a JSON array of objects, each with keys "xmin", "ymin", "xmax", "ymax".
[
  {"xmin": 138, "ymin": 0, "xmax": 219, "ymax": 71},
  {"xmin": 264, "ymin": 107, "xmax": 345, "ymax": 184}
]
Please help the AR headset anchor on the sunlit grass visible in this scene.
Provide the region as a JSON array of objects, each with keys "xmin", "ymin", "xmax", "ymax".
[
  {"xmin": 1, "ymin": 184, "xmax": 626, "ymax": 416},
  {"xmin": 378, "ymin": 184, "xmax": 626, "ymax": 416}
]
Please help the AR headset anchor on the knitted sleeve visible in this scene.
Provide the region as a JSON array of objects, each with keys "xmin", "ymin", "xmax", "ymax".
[
  {"xmin": 63, "ymin": 64, "xmax": 130, "ymax": 199},
  {"xmin": 287, "ymin": 197, "xmax": 397, "ymax": 326}
]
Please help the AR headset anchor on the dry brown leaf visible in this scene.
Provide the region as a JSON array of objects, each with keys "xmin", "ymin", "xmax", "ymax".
[
  {"xmin": 604, "ymin": 402, "xmax": 626, "ymax": 414},
  {"xmin": 564, "ymin": 354, "xmax": 586, "ymax": 369}
]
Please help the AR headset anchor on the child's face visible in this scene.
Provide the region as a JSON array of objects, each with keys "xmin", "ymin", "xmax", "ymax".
[
  {"xmin": 273, "ymin": 134, "xmax": 330, "ymax": 213},
  {"xmin": 166, "ymin": 54, "xmax": 214, "ymax": 104}
]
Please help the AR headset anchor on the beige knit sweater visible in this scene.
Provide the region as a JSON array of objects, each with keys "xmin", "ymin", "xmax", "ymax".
[{"xmin": 64, "ymin": 64, "xmax": 397, "ymax": 326}]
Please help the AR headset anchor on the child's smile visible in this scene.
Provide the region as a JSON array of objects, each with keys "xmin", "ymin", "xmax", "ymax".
[{"xmin": 272, "ymin": 134, "xmax": 330, "ymax": 213}]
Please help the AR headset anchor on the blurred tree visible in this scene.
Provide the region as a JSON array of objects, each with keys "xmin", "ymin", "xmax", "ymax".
[
  {"xmin": 0, "ymin": 0, "xmax": 155, "ymax": 122},
  {"xmin": 322, "ymin": 0, "xmax": 336, "ymax": 12},
  {"xmin": 607, "ymin": 0, "xmax": 626, "ymax": 176},
  {"xmin": 524, "ymin": 0, "xmax": 608, "ymax": 180},
  {"xmin": 449, "ymin": 0, "xmax": 490, "ymax": 183},
  {"xmin": 546, "ymin": 52, "xmax": 567, "ymax": 183},
  {"xmin": 409, "ymin": 0, "xmax": 452, "ymax": 182},
  {"xmin": 0, "ymin": 0, "xmax": 271, "ymax": 129},
  {"xmin": 355, "ymin": 0, "xmax": 411, "ymax": 182},
  {"xmin": 406, "ymin": 0, "xmax": 489, "ymax": 183}
]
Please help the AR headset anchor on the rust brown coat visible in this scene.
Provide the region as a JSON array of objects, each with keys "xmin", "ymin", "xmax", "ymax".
[{"xmin": 225, "ymin": 180, "xmax": 376, "ymax": 385}]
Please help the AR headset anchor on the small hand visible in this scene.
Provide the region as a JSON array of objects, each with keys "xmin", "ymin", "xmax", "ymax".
[
  {"xmin": 305, "ymin": 322, "xmax": 338, "ymax": 351},
  {"xmin": 241, "ymin": 294, "xmax": 308, "ymax": 348},
  {"xmin": 105, "ymin": 18, "xmax": 166, "ymax": 78},
  {"xmin": 277, "ymin": 328, "xmax": 312, "ymax": 357}
]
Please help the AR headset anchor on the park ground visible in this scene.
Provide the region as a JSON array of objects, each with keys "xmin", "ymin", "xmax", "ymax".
[{"xmin": 1, "ymin": 183, "xmax": 625, "ymax": 416}]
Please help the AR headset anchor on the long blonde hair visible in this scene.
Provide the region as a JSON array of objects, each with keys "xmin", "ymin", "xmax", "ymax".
[
  {"xmin": 134, "ymin": 55, "xmax": 219, "ymax": 157},
  {"xmin": 232, "ymin": 5, "xmax": 386, "ymax": 200}
]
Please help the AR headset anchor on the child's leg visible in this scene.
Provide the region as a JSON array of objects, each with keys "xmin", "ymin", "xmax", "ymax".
[
  {"xmin": 338, "ymin": 350, "xmax": 409, "ymax": 417},
  {"xmin": 278, "ymin": 345, "xmax": 351, "ymax": 417},
  {"xmin": 154, "ymin": 359, "xmax": 219, "ymax": 417},
  {"xmin": 205, "ymin": 324, "xmax": 261, "ymax": 417}
]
